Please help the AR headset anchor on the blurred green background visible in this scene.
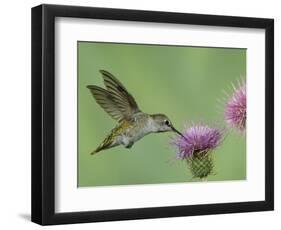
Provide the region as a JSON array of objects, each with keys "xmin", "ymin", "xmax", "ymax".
[{"xmin": 78, "ymin": 41, "xmax": 246, "ymax": 187}]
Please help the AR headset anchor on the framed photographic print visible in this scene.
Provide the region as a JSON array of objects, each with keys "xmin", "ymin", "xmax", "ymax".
[{"xmin": 31, "ymin": 4, "xmax": 274, "ymax": 225}]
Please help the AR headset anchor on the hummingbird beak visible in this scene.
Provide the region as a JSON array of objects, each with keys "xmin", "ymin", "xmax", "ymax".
[{"xmin": 171, "ymin": 126, "xmax": 185, "ymax": 138}]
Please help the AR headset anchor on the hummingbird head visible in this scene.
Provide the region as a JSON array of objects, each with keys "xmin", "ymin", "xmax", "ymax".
[{"xmin": 150, "ymin": 114, "xmax": 184, "ymax": 137}]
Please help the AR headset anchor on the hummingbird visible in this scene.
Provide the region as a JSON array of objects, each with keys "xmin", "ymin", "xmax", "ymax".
[{"xmin": 87, "ymin": 70, "xmax": 184, "ymax": 155}]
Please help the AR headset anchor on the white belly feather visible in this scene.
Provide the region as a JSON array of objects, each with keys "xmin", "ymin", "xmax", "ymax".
[{"xmin": 120, "ymin": 116, "xmax": 155, "ymax": 147}]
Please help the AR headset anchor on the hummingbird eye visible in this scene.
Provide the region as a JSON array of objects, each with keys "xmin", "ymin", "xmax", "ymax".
[{"xmin": 165, "ymin": 120, "xmax": 171, "ymax": 126}]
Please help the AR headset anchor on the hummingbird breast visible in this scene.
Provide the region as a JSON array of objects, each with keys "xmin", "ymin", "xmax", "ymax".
[{"xmin": 120, "ymin": 113, "xmax": 155, "ymax": 147}]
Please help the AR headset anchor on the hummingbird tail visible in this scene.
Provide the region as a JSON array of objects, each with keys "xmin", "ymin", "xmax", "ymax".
[
  {"xmin": 90, "ymin": 149, "xmax": 98, "ymax": 155},
  {"xmin": 90, "ymin": 135, "xmax": 116, "ymax": 155},
  {"xmin": 90, "ymin": 147, "xmax": 103, "ymax": 155}
]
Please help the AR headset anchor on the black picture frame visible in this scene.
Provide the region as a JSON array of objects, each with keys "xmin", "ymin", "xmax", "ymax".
[{"xmin": 31, "ymin": 4, "xmax": 274, "ymax": 225}]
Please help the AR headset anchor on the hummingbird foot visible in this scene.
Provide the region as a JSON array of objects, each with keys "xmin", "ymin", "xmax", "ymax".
[{"xmin": 125, "ymin": 142, "xmax": 134, "ymax": 149}]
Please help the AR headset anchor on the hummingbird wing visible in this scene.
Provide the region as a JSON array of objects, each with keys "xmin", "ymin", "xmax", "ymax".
[
  {"xmin": 87, "ymin": 70, "xmax": 141, "ymax": 122},
  {"xmin": 87, "ymin": 85, "xmax": 125, "ymax": 122},
  {"xmin": 100, "ymin": 70, "xmax": 140, "ymax": 116}
]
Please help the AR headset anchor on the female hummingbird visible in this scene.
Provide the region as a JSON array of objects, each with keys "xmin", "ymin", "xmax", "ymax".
[{"xmin": 87, "ymin": 70, "xmax": 184, "ymax": 155}]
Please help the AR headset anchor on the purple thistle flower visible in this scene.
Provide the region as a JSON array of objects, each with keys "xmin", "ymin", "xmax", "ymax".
[
  {"xmin": 172, "ymin": 124, "xmax": 224, "ymax": 160},
  {"xmin": 224, "ymin": 83, "xmax": 246, "ymax": 132}
]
